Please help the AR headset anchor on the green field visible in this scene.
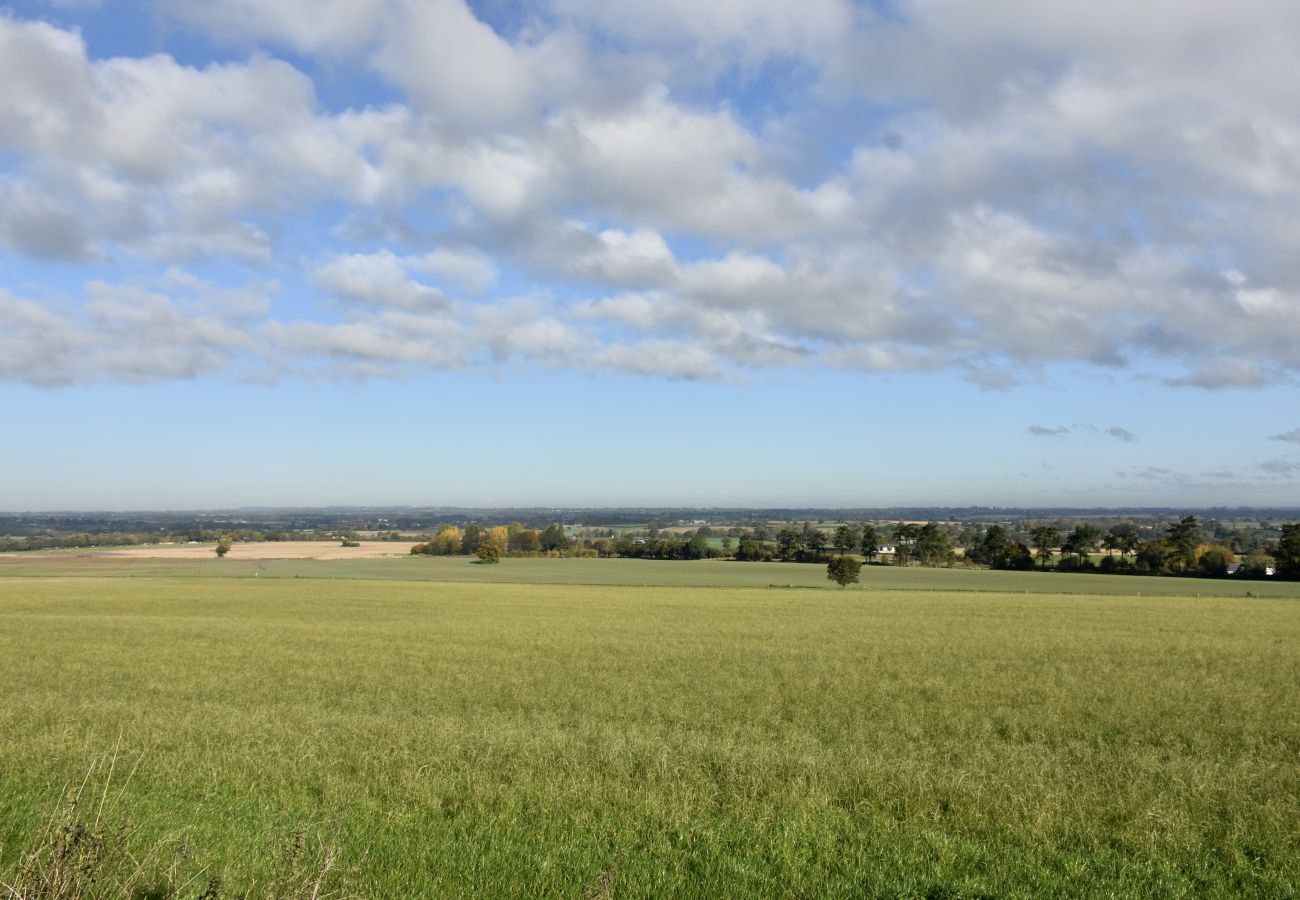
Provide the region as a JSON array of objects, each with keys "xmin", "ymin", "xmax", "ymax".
[
  {"xmin": 2, "ymin": 572, "xmax": 1297, "ymax": 897},
  {"xmin": 5, "ymin": 551, "xmax": 1300, "ymax": 598}
]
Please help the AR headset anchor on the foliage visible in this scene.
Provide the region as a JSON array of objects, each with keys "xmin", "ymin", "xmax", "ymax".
[
  {"xmin": 476, "ymin": 538, "xmax": 503, "ymax": 564},
  {"xmin": 1165, "ymin": 515, "xmax": 1201, "ymax": 573},
  {"xmin": 733, "ymin": 537, "xmax": 774, "ymax": 561},
  {"xmin": 859, "ymin": 525, "xmax": 881, "ymax": 562},
  {"xmin": 410, "ymin": 525, "xmax": 464, "ymax": 556},
  {"xmin": 1104, "ymin": 523, "xmax": 1140, "ymax": 558},
  {"xmin": 966, "ymin": 525, "xmax": 1032, "ymax": 570},
  {"xmin": 1196, "ymin": 545, "xmax": 1235, "ymax": 577},
  {"xmin": 540, "ymin": 524, "xmax": 572, "ymax": 553},
  {"xmin": 1030, "ymin": 525, "xmax": 1059, "ymax": 570},
  {"xmin": 832, "ymin": 524, "xmax": 860, "ymax": 552},
  {"xmin": 460, "ymin": 524, "xmax": 485, "ymax": 556},
  {"xmin": 214, "ymin": 535, "xmax": 233, "ymax": 558},
  {"xmin": 1278, "ymin": 523, "xmax": 1300, "ymax": 578},
  {"xmin": 1062, "ymin": 524, "xmax": 1101, "ymax": 565},
  {"xmin": 509, "ymin": 529, "xmax": 542, "ymax": 553},
  {"xmin": 913, "ymin": 523, "xmax": 955, "ymax": 566},
  {"xmin": 826, "ymin": 555, "xmax": 863, "ymax": 587}
]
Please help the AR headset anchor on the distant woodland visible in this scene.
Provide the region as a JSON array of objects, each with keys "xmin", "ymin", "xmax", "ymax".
[{"xmin": 3, "ymin": 509, "xmax": 1298, "ymax": 580}]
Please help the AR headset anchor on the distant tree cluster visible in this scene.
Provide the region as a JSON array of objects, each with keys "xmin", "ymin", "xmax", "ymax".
[
  {"xmin": 977, "ymin": 515, "xmax": 1295, "ymax": 580},
  {"xmin": 410, "ymin": 522, "xmax": 575, "ymax": 559}
]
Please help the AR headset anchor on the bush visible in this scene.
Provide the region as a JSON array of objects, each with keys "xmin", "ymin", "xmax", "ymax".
[{"xmin": 1098, "ymin": 555, "xmax": 1133, "ymax": 574}]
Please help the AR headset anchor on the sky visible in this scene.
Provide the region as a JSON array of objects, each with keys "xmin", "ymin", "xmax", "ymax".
[{"xmin": 2, "ymin": 0, "xmax": 1299, "ymax": 510}]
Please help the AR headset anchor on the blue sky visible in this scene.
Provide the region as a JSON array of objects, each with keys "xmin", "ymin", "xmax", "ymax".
[{"xmin": 2, "ymin": 0, "xmax": 1299, "ymax": 510}]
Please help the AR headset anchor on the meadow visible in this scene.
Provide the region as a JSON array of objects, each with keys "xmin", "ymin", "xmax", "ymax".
[{"xmin": 1, "ymin": 570, "xmax": 1297, "ymax": 897}]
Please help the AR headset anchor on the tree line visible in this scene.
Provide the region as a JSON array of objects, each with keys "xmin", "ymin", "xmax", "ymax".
[{"xmin": 402, "ymin": 517, "xmax": 1300, "ymax": 580}]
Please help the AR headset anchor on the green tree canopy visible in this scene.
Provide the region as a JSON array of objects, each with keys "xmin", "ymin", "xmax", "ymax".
[
  {"xmin": 826, "ymin": 555, "xmax": 863, "ymax": 588},
  {"xmin": 1277, "ymin": 523, "xmax": 1300, "ymax": 578}
]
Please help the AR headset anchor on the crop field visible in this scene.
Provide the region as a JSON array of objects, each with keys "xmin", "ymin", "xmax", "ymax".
[{"xmin": 1, "ymin": 573, "xmax": 1297, "ymax": 897}]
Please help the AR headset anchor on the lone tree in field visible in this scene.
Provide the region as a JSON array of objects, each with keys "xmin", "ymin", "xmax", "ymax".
[
  {"xmin": 476, "ymin": 537, "xmax": 504, "ymax": 564},
  {"xmin": 827, "ymin": 555, "xmax": 863, "ymax": 588},
  {"xmin": 215, "ymin": 535, "xmax": 233, "ymax": 558}
]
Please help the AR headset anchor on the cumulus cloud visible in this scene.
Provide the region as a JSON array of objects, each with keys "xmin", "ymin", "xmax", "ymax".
[
  {"xmin": 314, "ymin": 252, "xmax": 448, "ymax": 311},
  {"xmin": 3, "ymin": 4, "xmax": 1300, "ymax": 389},
  {"xmin": 0, "ymin": 275, "xmax": 267, "ymax": 386}
]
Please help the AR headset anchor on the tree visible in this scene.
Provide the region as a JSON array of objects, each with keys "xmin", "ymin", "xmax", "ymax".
[
  {"xmin": 1030, "ymin": 525, "xmax": 1060, "ymax": 570},
  {"xmin": 1134, "ymin": 539, "xmax": 1170, "ymax": 574},
  {"xmin": 215, "ymin": 534, "xmax": 234, "ymax": 558},
  {"xmin": 859, "ymin": 525, "xmax": 880, "ymax": 562},
  {"xmin": 968, "ymin": 525, "xmax": 1012, "ymax": 567},
  {"xmin": 461, "ymin": 524, "xmax": 485, "ymax": 555},
  {"xmin": 1196, "ymin": 545, "xmax": 1234, "ymax": 577},
  {"xmin": 1061, "ymin": 524, "xmax": 1101, "ymax": 567},
  {"xmin": 734, "ymin": 537, "xmax": 772, "ymax": 561},
  {"xmin": 1277, "ymin": 523, "xmax": 1300, "ymax": 578},
  {"xmin": 803, "ymin": 522, "xmax": 828, "ymax": 554},
  {"xmin": 540, "ymin": 523, "xmax": 571, "ymax": 553},
  {"xmin": 1004, "ymin": 541, "xmax": 1035, "ymax": 570},
  {"xmin": 1165, "ymin": 515, "xmax": 1200, "ymax": 573},
  {"xmin": 476, "ymin": 537, "xmax": 503, "ymax": 564},
  {"xmin": 686, "ymin": 532, "xmax": 710, "ymax": 560},
  {"xmin": 914, "ymin": 523, "xmax": 954, "ymax": 566},
  {"xmin": 776, "ymin": 526, "xmax": 804, "ymax": 561},
  {"xmin": 433, "ymin": 525, "xmax": 463, "ymax": 555},
  {"xmin": 827, "ymin": 555, "xmax": 863, "ymax": 588},
  {"xmin": 511, "ymin": 529, "xmax": 542, "ymax": 553},
  {"xmin": 1105, "ymin": 523, "xmax": 1139, "ymax": 559},
  {"xmin": 893, "ymin": 523, "xmax": 920, "ymax": 566},
  {"xmin": 832, "ymin": 525, "xmax": 859, "ymax": 553},
  {"xmin": 1240, "ymin": 549, "xmax": 1274, "ymax": 578}
]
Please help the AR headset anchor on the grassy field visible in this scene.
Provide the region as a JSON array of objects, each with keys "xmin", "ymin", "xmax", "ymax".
[
  {"xmin": 1, "ymin": 576, "xmax": 1297, "ymax": 897},
  {"xmin": 4, "ymin": 550, "xmax": 1300, "ymax": 598}
]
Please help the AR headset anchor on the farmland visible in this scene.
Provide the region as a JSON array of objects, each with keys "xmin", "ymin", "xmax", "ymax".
[
  {"xmin": 5, "ymin": 547, "xmax": 1300, "ymax": 597},
  {"xmin": 1, "ymin": 565, "xmax": 1297, "ymax": 897}
]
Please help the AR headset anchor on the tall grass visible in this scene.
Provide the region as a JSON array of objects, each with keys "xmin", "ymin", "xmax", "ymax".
[
  {"xmin": 1, "ymin": 749, "xmax": 358, "ymax": 900},
  {"xmin": 2, "ymin": 577, "xmax": 1297, "ymax": 896}
]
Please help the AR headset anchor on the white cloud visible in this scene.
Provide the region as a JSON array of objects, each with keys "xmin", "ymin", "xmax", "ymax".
[
  {"xmin": 590, "ymin": 339, "xmax": 720, "ymax": 380},
  {"xmin": 407, "ymin": 247, "xmax": 498, "ymax": 293},
  {"xmin": 314, "ymin": 251, "xmax": 448, "ymax": 310},
  {"xmin": 3, "ymin": 5, "xmax": 1300, "ymax": 392},
  {"xmin": 0, "ymin": 274, "xmax": 268, "ymax": 385}
]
